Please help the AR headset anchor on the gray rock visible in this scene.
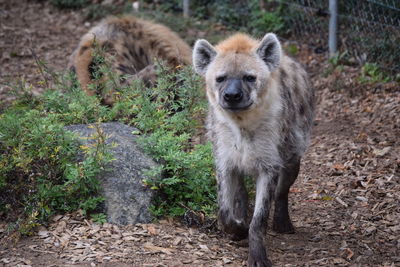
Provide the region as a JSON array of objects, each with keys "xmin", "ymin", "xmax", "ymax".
[{"xmin": 65, "ymin": 122, "xmax": 158, "ymax": 225}]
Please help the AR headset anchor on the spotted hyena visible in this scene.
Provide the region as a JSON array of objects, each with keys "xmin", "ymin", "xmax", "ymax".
[
  {"xmin": 69, "ymin": 15, "xmax": 192, "ymax": 105},
  {"xmin": 192, "ymin": 33, "xmax": 315, "ymax": 266}
]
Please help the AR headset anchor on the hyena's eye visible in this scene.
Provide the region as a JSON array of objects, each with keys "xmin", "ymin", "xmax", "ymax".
[
  {"xmin": 244, "ymin": 75, "xmax": 256, "ymax": 82},
  {"xmin": 216, "ymin": 76, "xmax": 226, "ymax": 83}
]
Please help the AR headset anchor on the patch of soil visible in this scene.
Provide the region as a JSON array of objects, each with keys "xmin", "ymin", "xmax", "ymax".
[
  {"xmin": 0, "ymin": 0, "xmax": 88, "ymax": 103},
  {"xmin": 1, "ymin": 0, "xmax": 399, "ymax": 266}
]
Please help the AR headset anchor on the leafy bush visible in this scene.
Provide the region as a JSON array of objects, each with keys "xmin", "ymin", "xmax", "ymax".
[
  {"xmin": 80, "ymin": 54, "xmax": 217, "ymax": 217},
  {"xmin": 0, "ymin": 75, "xmax": 112, "ymax": 235},
  {"xmin": 111, "ymin": 65, "xmax": 216, "ymax": 217},
  {"xmin": 1, "ymin": 48, "xmax": 216, "ymax": 235}
]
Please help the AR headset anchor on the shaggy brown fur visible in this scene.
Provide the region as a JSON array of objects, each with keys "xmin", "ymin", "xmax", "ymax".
[{"xmin": 69, "ymin": 15, "xmax": 192, "ymax": 104}]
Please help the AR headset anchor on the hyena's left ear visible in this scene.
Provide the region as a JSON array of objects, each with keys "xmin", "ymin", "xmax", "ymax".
[
  {"xmin": 256, "ymin": 33, "xmax": 282, "ymax": 71},
  {"xmin": 192, "ymin": 39, "xmax": 217, "ymax": 76}
]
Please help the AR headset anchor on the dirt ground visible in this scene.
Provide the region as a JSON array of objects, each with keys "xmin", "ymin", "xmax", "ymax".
[{"xmin": 0, "ymin": 0, "xmax": 399, "ymax": 266}]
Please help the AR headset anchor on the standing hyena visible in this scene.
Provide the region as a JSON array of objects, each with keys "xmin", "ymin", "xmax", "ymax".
[{"xmin": 192, "ymin": 33, "xmax": 315, "ymax": 266}]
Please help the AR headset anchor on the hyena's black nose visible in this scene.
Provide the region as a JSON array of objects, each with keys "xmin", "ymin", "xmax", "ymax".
[
  {"xmin": 223, "ymin": 82, "xmax": 243, "ymax": 103},
  {"xmin": 224, "ymin": 90, "xmax": 243, "ymax": 102}
]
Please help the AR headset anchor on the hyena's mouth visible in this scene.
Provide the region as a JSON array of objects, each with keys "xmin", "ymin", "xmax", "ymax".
[{"xmin": 220, "ymin": 101, "xmax": 253, "ymax": 112}]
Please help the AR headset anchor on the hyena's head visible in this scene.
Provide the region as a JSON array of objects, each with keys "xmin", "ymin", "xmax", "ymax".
[{"xmin": 192, "ymin": 33, "xmax": 281, "ymax": 112}]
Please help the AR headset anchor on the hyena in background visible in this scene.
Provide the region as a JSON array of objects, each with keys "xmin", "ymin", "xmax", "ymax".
[
  {"xmin": 193, "ymin": 33, "xmax": 315, "ymax": 266},
  {"xmin": 69, "ymin": 15, "xmax": 192, "ymax": 104}
]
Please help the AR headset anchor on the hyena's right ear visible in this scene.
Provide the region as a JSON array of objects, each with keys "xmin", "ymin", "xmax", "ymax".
[{"xmin": 192, "ymin": 39, "xmax": 217, "ymax": 76}]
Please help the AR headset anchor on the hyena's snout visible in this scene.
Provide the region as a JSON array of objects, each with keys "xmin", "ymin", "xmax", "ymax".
[
  {"xmin": 223, "ymin": 79, "xmax": 243, "ymax": 102},
  {"xmin": 220, "ymin": 79, "xmax": 252, "ymax": 111}
]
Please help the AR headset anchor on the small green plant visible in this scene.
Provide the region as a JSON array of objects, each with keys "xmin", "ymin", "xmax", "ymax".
[
  {"xmin": 285, "ymin": 43, "xmax": 299, "ymax": 56},
  {"xmin": 91, "ymin": 213, "xmax": 107, "ymax": 224},
  {"xmin": 322, "ymin": 51, "xmax": 348, "ymax": 77},
  {"xmin": 328, "ymin": 51, "xmax": 348, "ymax": 67},
  {"xmin": 359, "ymin": 63, "xmax": 391, "ymax": 84}
]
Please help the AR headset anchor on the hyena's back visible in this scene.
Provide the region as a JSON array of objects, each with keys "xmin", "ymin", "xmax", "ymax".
[
  {"xmin": 275, "ymin": 56, "xmax": 315, "ymax": 161},
  {"xmin": 69, "ymin": 16, "xmax": 192, "ymax": 98}
]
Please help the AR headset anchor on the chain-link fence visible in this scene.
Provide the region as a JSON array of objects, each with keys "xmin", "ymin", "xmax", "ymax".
[
  {"xmin": 276, "ymin": 0, "xmax": 400, "ymax": 73},
  {"xmin": 179, "ymin": 0, "xmax": 399, "ymax": 73}
]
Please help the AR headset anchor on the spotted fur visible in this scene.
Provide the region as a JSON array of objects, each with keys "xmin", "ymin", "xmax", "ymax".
[
  {"xmin": 69, "ymin": 15, "xmax": 192, "ymax": 104},
  {"xmin": 193, "ymin": 33, "xmax": 315, "ymax": 267}
]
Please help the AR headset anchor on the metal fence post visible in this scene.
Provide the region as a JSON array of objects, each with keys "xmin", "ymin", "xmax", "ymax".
[
  {"xmin": 183, "ymin": 0, "xmax": 190, "ymax": 18},
  {"xmin": 329, "ymin": 0, "xmax": 338, "ymax": 57}
]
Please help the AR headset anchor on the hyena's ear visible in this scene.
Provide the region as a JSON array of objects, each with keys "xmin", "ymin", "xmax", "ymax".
[
  {"xmin": 192, "ymin": 39, "xmax": 217, "ymax": 76},
  {"xmin": 256, "ymin": 33, "xmax": 282, "ymax": 71}
]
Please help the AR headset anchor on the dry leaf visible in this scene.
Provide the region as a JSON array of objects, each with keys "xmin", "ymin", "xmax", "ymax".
[
  {"xmin": 343, "ymin": 248, "xmax": 354, "ymax": 260},
  {"xmin": 143, "ymin": 242, "xmax": 174, "ymax": 255},
  {"xmin": 199, "ymin": 244, "xmax": 209, "ymax": 251},
  {"xmin": 172, "ymin": 236, "xmax": 183, "ymax": 246},
  {"xmin": 356, "ymin": 196, "xmax": 368, "ymax": 202},
  {"xmin": 38, "ymin": 230, "xmax": 50, "ymax": 238},
  {"xmin": 332, "ymin": 163, "xmax": 346, "ymax": 170},
  {"xmin": 146, "ymin": 225, "xmax": 159, "ymax": 236},
  {"xmin": 0, "ymin": 258, "xmax": 11, "ymax": 264},
  {"xmin": 55, "ymin": 221, "xmax": 67, "ymax": 233},
  {"xmin": 335, "ymin": 197, "xmax": 348, "ymax": 207},
  {"xmin": 52, "ymin": 215, "xmax": 63, "ymax": 222},
  {"xmin": 372, "ymin": 146, "xmax": 391, "ymax": 157},
  {"xmin": 123, "ymin": 236, "xmax": 140, "ymax": 242},
  {"xmin": 223, "ymin": 257, "xmax": 232, "ymax": 264}
]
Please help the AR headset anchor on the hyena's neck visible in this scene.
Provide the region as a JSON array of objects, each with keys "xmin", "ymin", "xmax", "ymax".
[{"xmin": 212, "ymin": 99, "xmax": 281, "ymax": 141}]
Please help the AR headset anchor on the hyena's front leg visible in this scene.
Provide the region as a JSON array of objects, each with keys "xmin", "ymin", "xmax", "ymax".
[
  {"xmin": 273, "ymin": 157, "xmax": 300, "ymax": 234},
  {"xmin": 248, "ymin": 171, "xmax": 278, "ymax": 267},
  {"xmin": 217, "ymin": 168, "xmax": 249, "ymax": 240}
]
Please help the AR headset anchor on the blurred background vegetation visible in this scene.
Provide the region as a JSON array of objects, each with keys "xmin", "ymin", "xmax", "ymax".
[{"xmin": 47, "ymin": 0, "xmax": 400, "ymax": 73}]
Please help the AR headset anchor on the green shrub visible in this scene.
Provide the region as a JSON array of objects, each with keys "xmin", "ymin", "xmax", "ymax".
[
  {"xmin": 0, "ymin": 78, "xmax": 112, "ymax": 235},
  {"xmin": 110, "ymin": 64, "xmax": 216, "ymax": 217},
  {"xmin": 1, "ymin": 48, "xmax": 216, "ymax": 235}
]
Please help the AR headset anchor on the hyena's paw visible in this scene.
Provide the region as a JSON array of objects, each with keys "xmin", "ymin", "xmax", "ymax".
[
  {"xmin": 248, "ymin": 255, "xmax": 272, "ymax": 267},
  {"xmin": 219, "ymin": 210, "xmax": 249, "ymax": 240},
  {"xmin": 230, "ymin": 224, "xmax": 249, "ymax": 241},
  {"xmin": 223, "ymin": 219, "xmax": 249, "ymax": 241},
  {"xmin": 248, "ymin": 237, "xmax": 272, "ymax": 267},
  {"xmin": 272, "ymin": 214, "xmax": 295, "ymax": 234}
]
